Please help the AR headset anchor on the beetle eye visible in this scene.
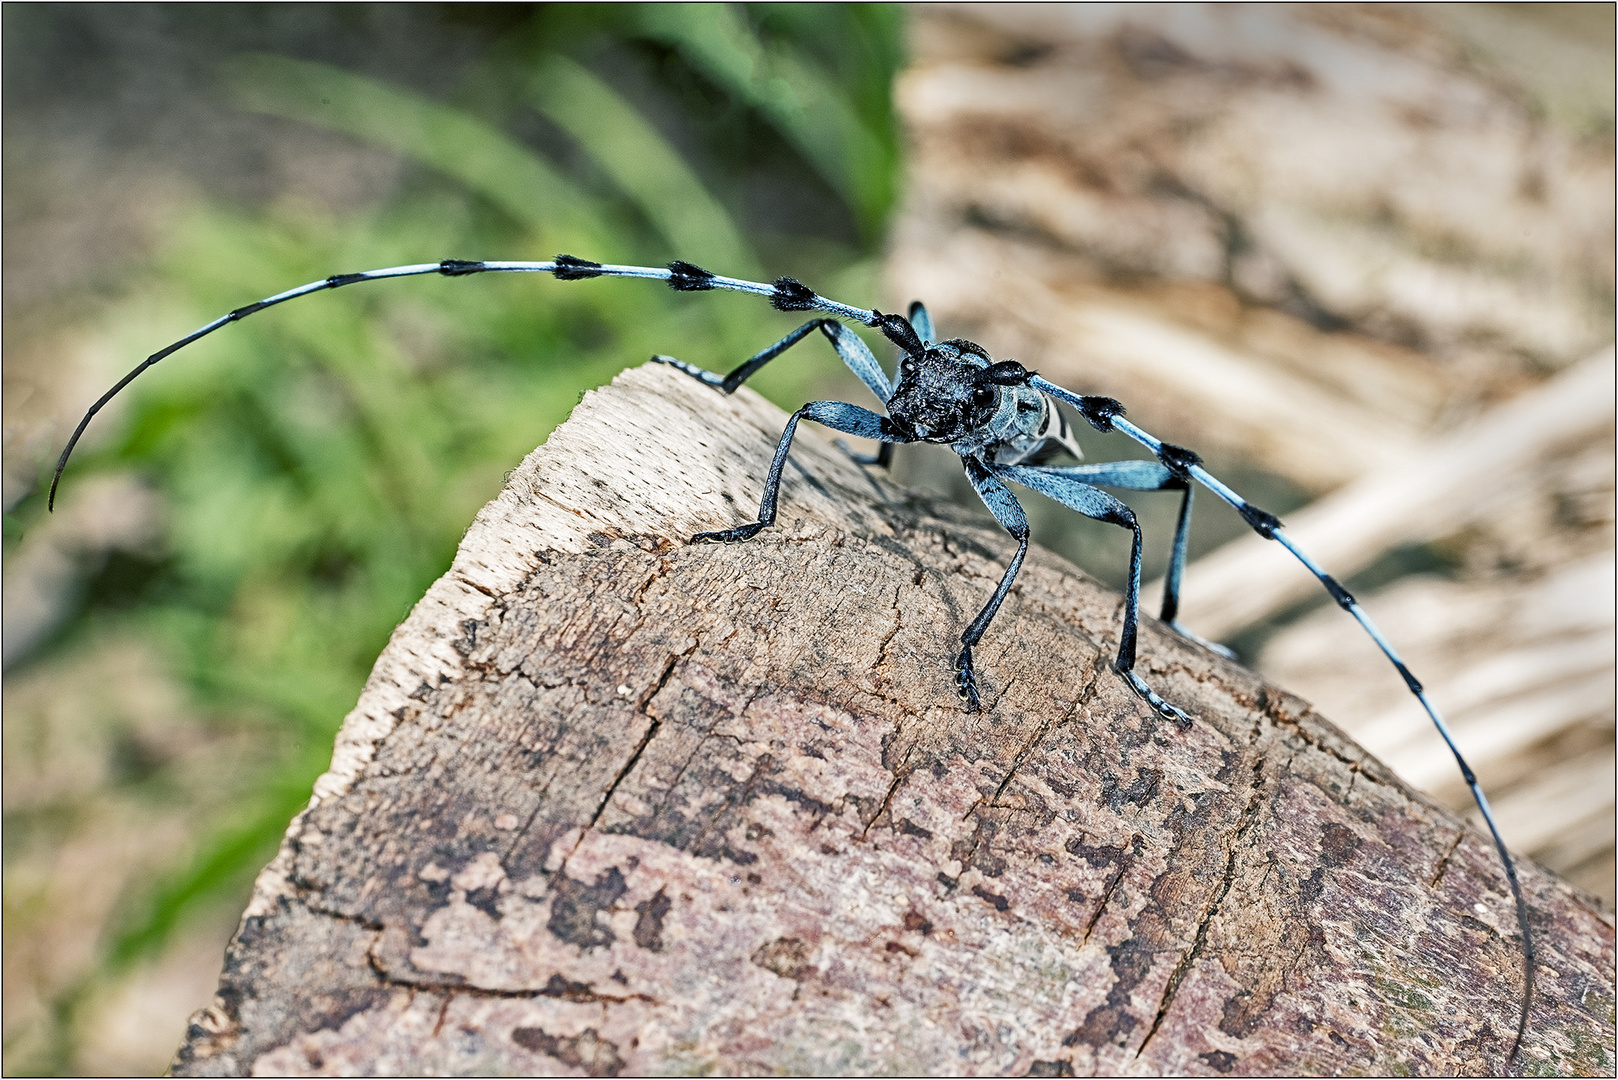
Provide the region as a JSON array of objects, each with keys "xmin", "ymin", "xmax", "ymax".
[{"xmin": 973, "ymin": 384, "xmax": 994, "ymax": 407}]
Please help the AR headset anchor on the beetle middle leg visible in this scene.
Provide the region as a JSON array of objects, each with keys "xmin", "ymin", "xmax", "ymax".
[
  {"xmin": 1038, "ymin": 461, "xmax": 1234, "ymax": 660},
  {"xmin": 995, "ymin": 462, "xmax": 1193, "ymax": 726},
  {"xmin": 955, "ymin": 458, "xmax": 1032, "ymax": 711}
]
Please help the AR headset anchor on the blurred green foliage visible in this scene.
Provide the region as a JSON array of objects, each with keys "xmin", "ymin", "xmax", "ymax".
[{"xmin": 7, "ymin": 1, "xmax": 907, "ymax": 1035}]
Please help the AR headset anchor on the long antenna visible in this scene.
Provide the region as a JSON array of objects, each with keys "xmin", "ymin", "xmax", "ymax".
[{"xmin": 47, "ymin": 256, "xmax": 876, "ymax": 510}]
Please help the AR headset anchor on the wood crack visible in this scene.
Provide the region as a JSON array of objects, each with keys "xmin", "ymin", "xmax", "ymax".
[
  {"xmin": 860, "ymin": 743, "xmax": 916, "ymax": 840},
  {"xmin": 1081, "ymin": 858, "xmax": 1131, "ymax": 948},
  {"xmin": 1136, "ymin": 755, "xmax": 1268, "ymax": 1059},
  {"xmin": 987, "ymin": 660, "xmax": 1098, "ymax": 812},
  {"xmin": 1429, "ymin": 828, "xmax": 1467, "ymax": 889}
]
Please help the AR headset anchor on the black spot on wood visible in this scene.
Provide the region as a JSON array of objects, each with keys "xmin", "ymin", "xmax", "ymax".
[
  {"xmin": 1066, "ymin": 839, "xmax": 1126, "ymax": 867},
  {"xmin": 952, "ymin": 819, "xmax": 1010, "ymax": 878},
  {"xmin": 511, "ymin": 1025, "xmax": 624, "ymax": 1077},
  {"xmin": 539, "ymin": 973, "xmax": 602, "ymax": 1002},
  {"xmin": 1299, "ymin": 866, "xmax": 1326, "ymax": 902},
  {"xmin": 451, "ymin": 617, "xmax": 487, "ymax": 657},
  {"xmin": 972, "ymin": 885, "xmax": 1011, "ymax": 911},
  {"xmin": 754, "ymin": 778, "xmax": 835, "ymax": 818},
  {"xmin": 464, "ymin": 885, "xmax": 502, "ymax": 921},
  {"xmin": 547, "ymin": 867, "xmax": 626, "ymax": 950},
  {"xmin": 752, "ymin": 937, "xmax": 814, "ymax": 981},
  {"xmin": 720, "ymin": 844, "xmax": 759, "ymax": 866},
  {"xmin": 634, "ymin": 888, "xmax": 671, "ymax": 952},
  {"xmin": 1066, "ymin": 931, "xmax": 1159, "ymax": 1046},
  {"xmin": 1126, "ymin": 769, "xmax": 1162, "ymax": 807},
  {"xmin": 897, "ymin": 817, "xmax": 934, "ymax": 839},
  {"xmin": 1099, "ymin": 768, "xmax": 1162, "ymax": 812}
]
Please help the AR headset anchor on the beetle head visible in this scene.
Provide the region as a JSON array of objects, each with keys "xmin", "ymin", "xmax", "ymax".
[{"xmin": 886, "ymin": 337, "xmax": 1002, "ymax": 443}]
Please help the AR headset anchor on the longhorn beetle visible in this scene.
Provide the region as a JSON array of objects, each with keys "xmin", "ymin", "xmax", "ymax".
[{"xmin": 48, "ymin": 253, "xmax": 1534, "ymax": 1059}]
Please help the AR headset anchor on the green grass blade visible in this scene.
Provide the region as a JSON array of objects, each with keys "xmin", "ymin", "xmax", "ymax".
[
  {"xmin": 223, "ymin": 52, "xmax": 603, "ymax": 246},
  {"xmin": 631, "ymin": 5, "xmax": 893, "ymax": 234},
  {"xmin": 531, "ymin": 53, "xmax": 756, "ymax": 273}
]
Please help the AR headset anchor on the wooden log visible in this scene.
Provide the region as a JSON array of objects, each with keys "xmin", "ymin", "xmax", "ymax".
[{"xmin": 170, "ymin": 364, "xmax": 1613, "ymax": 1077}]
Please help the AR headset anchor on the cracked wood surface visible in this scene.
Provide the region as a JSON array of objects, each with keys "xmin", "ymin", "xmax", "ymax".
[{"xmin": 171, "ymin": 364, "xmax": 1614, "ymax": 1077}]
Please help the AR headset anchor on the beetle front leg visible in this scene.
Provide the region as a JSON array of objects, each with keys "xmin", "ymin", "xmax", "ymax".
[{"xmin": 691, "ymin": 401, "xmax": 909, "ymax": 545}]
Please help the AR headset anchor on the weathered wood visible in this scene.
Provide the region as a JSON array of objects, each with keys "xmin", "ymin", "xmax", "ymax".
[
  {"xmin": 171, "ymin": 365, "xmax": 1614, "ymax": 1077},
  {"xmin": 1172, "ymin": 350, "xmax": 1616, "ymax": 641}
]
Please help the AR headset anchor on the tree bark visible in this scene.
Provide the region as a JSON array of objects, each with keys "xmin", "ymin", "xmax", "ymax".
[{"xmin": 171, "ymin": 364, "xmax": 1613, "ymax": 1077}]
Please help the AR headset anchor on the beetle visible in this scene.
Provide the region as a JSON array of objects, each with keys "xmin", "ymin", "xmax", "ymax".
[{"xmin": 47, "ymin": 252, "xmax": 1535, "ymax": 1058}]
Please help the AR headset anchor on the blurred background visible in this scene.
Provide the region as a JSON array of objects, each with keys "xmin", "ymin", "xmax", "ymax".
[{"xmin": 2, "ymin": 4, "xmax": 1611, "ymax": 1074}]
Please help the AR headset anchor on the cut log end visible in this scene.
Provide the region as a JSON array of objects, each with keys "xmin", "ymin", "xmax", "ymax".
[{"xmin": 172, "ymin": 364, "xmax": 1614, "ymax": 1077}]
